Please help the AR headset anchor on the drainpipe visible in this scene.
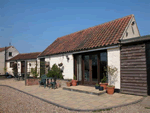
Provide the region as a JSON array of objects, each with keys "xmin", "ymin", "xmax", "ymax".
[
  {"xmin": 25, "ymin": 60, "xmax": 27, "ymax": 86},
  {"xmin": 4, "ymin": 47, "xmax": 7, "ymax": 74}
]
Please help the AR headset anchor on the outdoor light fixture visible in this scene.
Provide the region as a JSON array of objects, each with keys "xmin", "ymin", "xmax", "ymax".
[
  {"xmin": 29, "ymin": 63, "xmax": 31, "ymax": 66},
  {"xmin": 66, "ymin": 55, "xmax": 69, "ymax": 60}
]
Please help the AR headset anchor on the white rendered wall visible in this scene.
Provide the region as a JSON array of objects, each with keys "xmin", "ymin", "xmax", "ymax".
[
  {"xmin": 0, "ymin": 51, "xmax": 5, "ymax": 75},
  {"xmin": 122, "ymin": 17, "xmax": 140, "ymax": 39},
  {"xmin": 6, "ymin": 62, "xmax": 13, "ymax": 76},
  {"xmin": 27, "ymin": 60, "xmax": 37, "ymax": 76},
  {"xmin": 37, "ymin": 58, "xmax": 40, "ymax": 77},
  {"xmin": 17, "ymin": 61, "xmax": 21, "ymax": 76},
  {"xmin": 6, "ymin": 46, "xmax": 19, "ymax": 60},
  {"xmin": 45, "ymin": 54, "xmax": 74, "ymax": 79},
  {"xmin": 107, "ymin": 47, "xmax": 120, "ymax": 89}
]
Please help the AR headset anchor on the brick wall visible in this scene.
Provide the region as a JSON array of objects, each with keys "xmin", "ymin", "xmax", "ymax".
[{"xmin": 26, "ymin": 78, "xmax": 40, "ymax": 86}]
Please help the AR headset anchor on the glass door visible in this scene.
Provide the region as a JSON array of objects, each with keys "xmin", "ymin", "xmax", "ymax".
[
  {"xmin": 84, "ymin": 55, "xmax": 90, "ymax": 82},
  {"xmin": 91, "ymin": 55, "xmax": 98, "ymax": 83},
  {"xmin": 100, "ymin": 52, "xmax": 107, "ymax": 82}
]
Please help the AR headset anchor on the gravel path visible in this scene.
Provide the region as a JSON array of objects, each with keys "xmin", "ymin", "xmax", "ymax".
[{"xmin": 0, "ymin": 86, "xmax": 150, "ymax": 113}]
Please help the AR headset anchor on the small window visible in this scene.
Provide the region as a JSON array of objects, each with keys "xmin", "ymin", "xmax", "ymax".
[
  {"xmin": 131, "ymin": 26, "xmax": 134, "ymax": 34},
  {"xmin": 131, "ymin": 21, "xmax": 135, "ymax": 25},
  {"xmin": 126, "ymin": 32, "xmax": 128, "ymax": 37},
  {"xmin": 10, "ymin": 62, "xmax": 14, "ymax": 68},
  {"xmin": 9, "ymin": 52, "xmax": 12, "ymax": 57}
]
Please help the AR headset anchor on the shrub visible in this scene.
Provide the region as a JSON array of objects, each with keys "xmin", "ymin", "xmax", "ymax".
[
  {"xmin": 31, "ymin": 66, "xmax": 39, "ymax": 78},
  {"xmin": 47, "ymin": 64, "xmax": 63, "ymax": 79},
  {"xmin": 3, "ymin": 67, "xmax": 7, "ymax": 74}
]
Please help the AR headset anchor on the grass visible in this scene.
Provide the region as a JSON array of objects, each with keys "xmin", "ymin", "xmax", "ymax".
[{"xmin": 93, "ymin": 108, "xmax": 112, "ymax": 112}]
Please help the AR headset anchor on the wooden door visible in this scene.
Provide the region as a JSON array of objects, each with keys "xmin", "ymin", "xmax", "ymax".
[
  {"xmin": 21, "ymin": 61, "xmax": 25, "ymax": 74},
  {"xmin": 83, "ymin": 54, "xmax": 98, "ymax": 85}
]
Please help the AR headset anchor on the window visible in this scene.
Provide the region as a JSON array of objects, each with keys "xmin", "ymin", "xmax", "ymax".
[
  {"xmin": 131, "ymin": 21, "xmax": 135, "ymax": 25},
  {"xmin": 132, "ymin": 26, "xmax": 134, "ymax": 34},
  {"xmin": 131, "ymin": 21, "xmax": 135, "ymax": 34},
  {"xmin": 9, "ymin": 52, "xmax": 12, "ymax": 57},
  {"xmin": 126, "ymin": 32, "xmax": 128, "ymax": 37},
  {"xmin": 10, "ymin": 62, "xmax": 14, "ymax": 68}
]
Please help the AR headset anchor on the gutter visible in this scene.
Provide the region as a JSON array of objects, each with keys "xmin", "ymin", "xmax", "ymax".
[
  {"xmin": 120, "ymin": 35, "xmax": 150, "ymax": 44},
  {"xmin": 38, "ymin": 44, "xmax": 119, "ymax": 58}
]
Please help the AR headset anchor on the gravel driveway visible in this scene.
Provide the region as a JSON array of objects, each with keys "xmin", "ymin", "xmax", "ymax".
[{"xmin": 0, "ymin": 86, "xmax": 150, "ymax": 113}]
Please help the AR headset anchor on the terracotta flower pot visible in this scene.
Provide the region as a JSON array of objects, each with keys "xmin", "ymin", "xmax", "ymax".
[
  {"xmin": 106, "ymin": 86, "xmax": 115, "ymax": 94},
  {"xmin": 99, "ymin": 83, "xmax": 108, "ymax": 90},
  {"xmin": 57, "ymin": 83, "xmax": 60, "ymax": 88},
  {"xmin": 66, "ymin": 82, "xmax": 71, "ymax": 87},
  {"xmin": 72, "ymin": 80, "xmax": 78, "ymax": 86}
]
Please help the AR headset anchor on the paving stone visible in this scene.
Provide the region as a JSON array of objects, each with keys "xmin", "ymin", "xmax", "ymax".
[{"xmin": 0, "ymin": 79, "xmax": 144, "ymax": 111}]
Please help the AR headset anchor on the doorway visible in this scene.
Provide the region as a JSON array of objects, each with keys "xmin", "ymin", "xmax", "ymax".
[
  {"xmin": 21, "ymin": 61, "xmax": 25, "ymax": 77},
  {"xmin": 74, "ymin": 50, "xmax": 107, "ymax": 85},
  {"xmin": 40, "ymin": 58, "xmax": 45, "ymax": 76}
]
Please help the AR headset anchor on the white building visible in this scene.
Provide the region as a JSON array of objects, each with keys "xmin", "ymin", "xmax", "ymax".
[
  {"xmin": 7, "ymin": 52, "xmax": 41, "ymax": 77},
  {"xmin": 38, "ymin": 14, "xmax": 140, "ymax": 92},
  {"xmin": 0, "ymin": 46, "xmax": 19, "ymax": 75}
]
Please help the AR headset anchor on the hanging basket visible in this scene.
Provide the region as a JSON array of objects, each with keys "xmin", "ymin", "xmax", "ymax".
[
  {"xmin": 58, "ymin": 63, "xmax": 63, "ymax": 67},
  {"xmin": 45, "ymin": 62, "xmax": 49, "ymax": 67}
]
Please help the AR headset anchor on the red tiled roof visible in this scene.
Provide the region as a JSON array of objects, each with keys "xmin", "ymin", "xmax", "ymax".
[
  {"xmin": 39, "ymin": 15, "xmax": 133, "ymax": 56},
  {"xmin": 8, "ymin": 52, "xmax": 41, "ymax": 61},
  {"xmin": 0, "ymin": 46, "xmax": 12, "ymax": 52}
]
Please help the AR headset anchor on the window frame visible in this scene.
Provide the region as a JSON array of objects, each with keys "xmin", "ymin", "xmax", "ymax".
[
  {"xmin": 9, "ymin": 52, "xmax": 12, "ymax": 57},
  {"xmin": 10, "ymin": 62, "xmax": 14, "ymax": 68}
]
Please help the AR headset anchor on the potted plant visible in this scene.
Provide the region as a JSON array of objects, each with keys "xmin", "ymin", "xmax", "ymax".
[
  {"xmin": 106, "ymin": 65, "xmax": 118, "ymax": 94},
  {"xmin": 67, "ymin": 81, "xmax": 71, "ymax": 87},
  {"xmin": 95, "ymin": 83, "xmax": 100, "ymax": 89},
  {"xmin": 99, "ymin": 86, "xmax": 104, "ymax": 91},
  {"xmin": 66, "ymin": 80, "xmax": 72, "ymax": 87},
  {"xmin": 72, "ymin": 76, "xmax": 78, "ymax": 86},
  {"xmin": 99, "ymin": 75, "xmax": 108, "ymax": 90},
  {"xmin": 45, "ymin": 62, "xmax": 49, "ymax": 67}
]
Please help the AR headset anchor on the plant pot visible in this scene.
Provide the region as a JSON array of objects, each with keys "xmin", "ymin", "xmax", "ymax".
[
  {"xmin": 95, "ymin": 86, "xmax": 100, "ymax": 89},
  {"xmin": 66, "ymin": 82, "xmax": 71, "ymax": 87},
  {"xmin": 57, "ymin": 83, "xmax": 60, "ymax": 88},
  {"xmin": 99, "ymin": 87, "xmax": 104, "ymax": 91},
  {"xmin": 106, "ymin": 86, "xmax": 115, "ymax": 94},
  {"xmin": 99, "ymin": 83, "xmax": 108, "ymax": 90},
  {"xmin": 72, "ymin": 80, "xmax": 78, "ymax": 86}
]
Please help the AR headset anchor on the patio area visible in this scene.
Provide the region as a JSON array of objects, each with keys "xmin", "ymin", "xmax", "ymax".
[
  {"xmin": 63, "ymin": 85, "xmax": 106, "ymax": 95},
  {"xmin": 0, "ymin": 79, "xmax": 144, "ymax": 111}
]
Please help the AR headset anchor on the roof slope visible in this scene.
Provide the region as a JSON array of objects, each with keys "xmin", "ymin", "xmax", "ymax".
[
  {"xmin": 39, "ymin": 15, "xmax": 133, "ymax": 56},
  {"xmin": 0, "ymin": 46, "xmax": 12, "ymax": 52},
  {"xmin": 8, "ymin": 52, "xmax": 41, "ymax": 61}
]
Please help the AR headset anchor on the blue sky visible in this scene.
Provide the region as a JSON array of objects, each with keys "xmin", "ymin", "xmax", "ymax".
[{"xmin": 0, "ymin": 0, "xmax": 150, "ymax": 53}]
